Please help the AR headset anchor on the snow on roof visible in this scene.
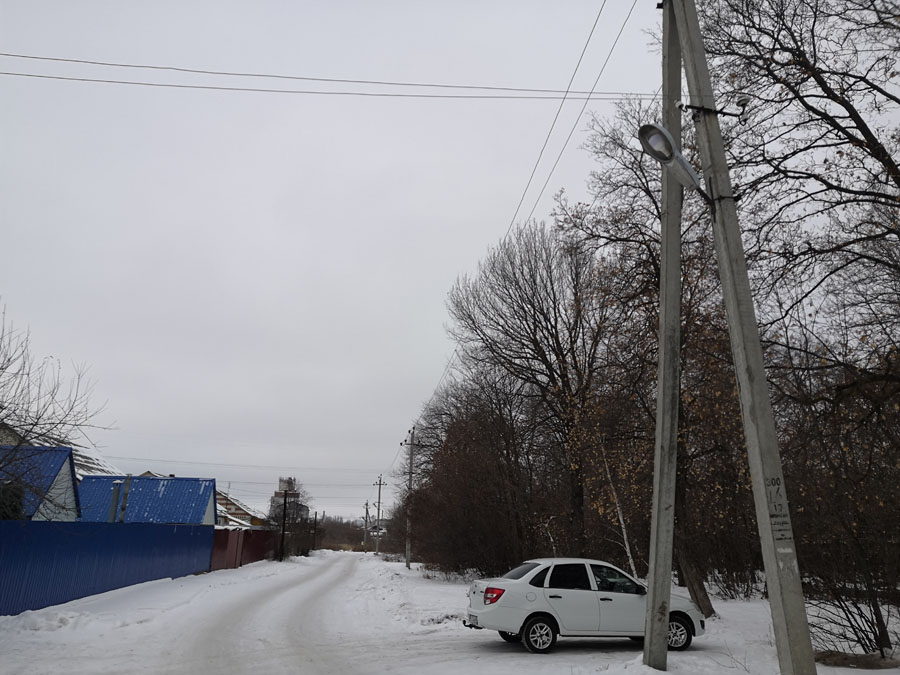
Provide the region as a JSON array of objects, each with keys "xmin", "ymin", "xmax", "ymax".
[
  {"xmin": 79, "ymin": 475, "xmax": 216, "ymax": 524},
  {"xmin": 0, "ymin": 446, "xmax": 77, "ymax": 519},
  {"xmin": 216, "ymin": 489, "xmax": 266, "ymax": 521},
  {"xmin": 0, "ymin": 423, "xmax": 121, "ymax": 480},
  {"xmin": 215, "ymin": 504, "xmax": 253, "ymax": 528},
  {"xmin": 71, "ymin": 447, "xmax": 121, "ymax": 479}
]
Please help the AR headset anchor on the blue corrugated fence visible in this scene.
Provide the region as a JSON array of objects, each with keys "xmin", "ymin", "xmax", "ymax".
[{"xmin": 0, "ymin": 521, "xmax": 214, "ymax": 615}]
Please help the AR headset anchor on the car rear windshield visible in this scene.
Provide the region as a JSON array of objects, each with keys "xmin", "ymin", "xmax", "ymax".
[{"xmin": 503, "ymin": 562, "xmax": 541, "ymax": 580}]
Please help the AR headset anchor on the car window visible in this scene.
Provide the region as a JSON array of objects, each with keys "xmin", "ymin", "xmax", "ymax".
[
  {"xmin": 502, "ymin": 562, "xmax": 540, "ymax": 580},
  {"xmin": 529, "ymin": 566, "xmax": 550, "ymax": 587},
  {"xmin": 547, "ymin": 563, "xmax": 592, "ymax": 590},
  {"xmin": 591, "ymin": 564, "xmax": 642, "ymax": 594}
]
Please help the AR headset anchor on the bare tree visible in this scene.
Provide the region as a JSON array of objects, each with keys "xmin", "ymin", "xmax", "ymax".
[
  {"xmin": 698, "ymin": 0, "xmax": 900, "ymax": 335},
  {"xmin": 447, "ymin": 223, "xmax": 624, "ymax": 557},
  {"xmin": 0, "ymin": 308, "xmax": 104, "ymax": 517}
]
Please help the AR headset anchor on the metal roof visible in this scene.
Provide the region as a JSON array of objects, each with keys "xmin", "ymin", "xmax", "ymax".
[
  {"xmin": 0, "ymin": 424, "xmax": 121, "ymax": 480},
  {"xmin": 79, "ymin": 475, "xmax": 216, "ymax": 524},
  {"xmin": 71, "ymin": 447, "xmax": 121, "ymax": 479},
  {"xmin": 0, "ymin": 446, "xmax": 78, "ymax": 519}
]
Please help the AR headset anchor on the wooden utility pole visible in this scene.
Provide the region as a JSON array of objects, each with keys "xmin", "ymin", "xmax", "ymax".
[
  {"xmin": 117, "ymin": 475, "xmax": 132, "ymax": 523},
  {"xmin": 363, "ymin": 500, "xmax": 370, "ymax": 553},
  {"xmin": 108, "ymin": 480, "xmax": 123, "ymax": 523},
  {"xmin": 313, "ymin": 511, "xmax": 321, "ymax": 549},
  {"xmin": 643, "ymin": 0, "xmax": 683, "ymax": 667},
  {"xmin": 644, "ymin": 2, "xmax": 816, "ymax": 673},
  {"xmin": 373, "ymin": 474, "xmax": 386, "ymax": 555},
  {"xmin": 279, "ymin": 488, "xmax": 288, "ymax": 562},
  {"xmin": 406, "ymin": 428, "xmax": 414, "ymax": 569}
]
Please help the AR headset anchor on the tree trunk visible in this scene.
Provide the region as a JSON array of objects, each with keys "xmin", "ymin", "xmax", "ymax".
[
  {"xmin": 601, "ymin": 449, "xmax": 637, "ymax": 577},
  {"xmin": 865, "ymin": 574, "xmax": 893, "ymax": 656},
  {"xmin": 675, "ymin": 545, "xmax": 716, "ymax": 618},
  {"xmin": 569, "ymin": 464, "xmax": 586, "ymax": 557}
]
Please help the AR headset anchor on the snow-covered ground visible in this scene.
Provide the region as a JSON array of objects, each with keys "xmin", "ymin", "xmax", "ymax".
[{"xmin": 0, "ymin": 551, "xmax": 877, "ymax": 674}]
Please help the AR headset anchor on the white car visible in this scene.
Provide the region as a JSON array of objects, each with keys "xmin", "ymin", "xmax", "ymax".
[{"xmin": 465, "ymin": 557, "xmax": 705, "ymax": 653}]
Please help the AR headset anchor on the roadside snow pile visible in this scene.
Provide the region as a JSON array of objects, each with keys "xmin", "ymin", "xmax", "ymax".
[
  {"xmin": 323, "ymin": 552, "xmax": 468, "ymax": 633},
  {"xmin": 0, "ymin": 550, "xmax": 885, "ymax": 675}
]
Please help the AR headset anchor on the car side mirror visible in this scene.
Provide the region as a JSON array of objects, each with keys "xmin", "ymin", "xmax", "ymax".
[{"xmin": 638, "ymin": 586, "xmax": 647, "ymax": 595}]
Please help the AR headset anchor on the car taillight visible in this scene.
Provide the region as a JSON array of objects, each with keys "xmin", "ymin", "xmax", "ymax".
[{"xmin": 484, "ymin": 587, "xmax": 505, "ymax": 605}]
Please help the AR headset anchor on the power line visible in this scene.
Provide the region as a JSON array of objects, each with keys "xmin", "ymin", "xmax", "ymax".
[
  {"xmin": 0, "ymin": 51, "xmax": 656, "ymax": 98},
  {"xmin": 523, "ymin": 0, "xmax": 640, "ymax": 224},
  {"xmin": 226, "ymin": 480, "xmax": 372, "ymax": 487},
  {"xmin": 503, "ymin": 0, "xmax": 609, "ymax": 239},
  {"xmin": 408, "ymin": 2, "xmax": 641, "ymax": 433},
  {"xmin": 105, "ymin": 454, "xmax": 378, "ymax": 473},
  {"xmin": 411, "ymin": 3, "xmax": 628, "ymax": 416},
  {"xmin": 586, "ymin": 83, "xmax": 663, "ymax": 212},
  {"xmin": 0, "ymin": 71, "xmax": 655, "ymax": 101},
  {"xmin": 402, "ymin": 4, "xmax": 610, "ymax": 426}
]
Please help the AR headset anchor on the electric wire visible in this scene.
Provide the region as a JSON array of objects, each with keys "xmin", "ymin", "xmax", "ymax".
[
  {"xmin": 105, "ymin": 454, "xmax": 378, "ymax": 473},
  {"xmin": 523, "ymin": 0, "xmax": 640, "ymax": 224},
  {"xmin": 410, "ymin": 2, "xmax": 637, "ymax": 429},
  {"xmin": 0, "ymin": 51, "xmax": 655, "ymax": 98},
  {"xmin": 0, "ymin": 18, "xmax": 642, "ymax": 505},
  {"xmin": 502, "ymin": 0, "xmax": 609, "ymax": 239},
  {"xmin": 395, "ymin": 4, "xmax": 612, "ymax": 447},
  {"xmin": 585, "ymin": 82, "xmax": 663, "ymax": 212},
  {"xmin": 0, "ymin": 71, "xmax": 653, "ymax": 101}
]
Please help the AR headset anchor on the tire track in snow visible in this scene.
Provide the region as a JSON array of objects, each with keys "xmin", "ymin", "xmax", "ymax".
[{"xmin": 162, "ymin": 554, "xmax": 360, "ymax": 675}]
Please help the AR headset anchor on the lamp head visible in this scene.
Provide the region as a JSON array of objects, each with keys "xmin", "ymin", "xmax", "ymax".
[
  {"xmin": 638, "ymin": 122, "xmax": 703, "ymax": 192},
  {"xmin": 639, "ymin": 124, "xmax": 677, "ymax": 162}
]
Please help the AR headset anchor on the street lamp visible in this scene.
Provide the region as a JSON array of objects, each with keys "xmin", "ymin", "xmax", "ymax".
[{"xmin": 638, "ymin": 123, "xmax": 711, "ymax": 204}]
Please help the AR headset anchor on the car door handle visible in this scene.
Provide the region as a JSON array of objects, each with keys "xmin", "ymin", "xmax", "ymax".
[
  {"xmin": 599, "ymin": 597, "xmax": 613, "ymax": 602},
  {"xmin": 549, "ymin": 594, "xmax": 562, "ymax": 599}
]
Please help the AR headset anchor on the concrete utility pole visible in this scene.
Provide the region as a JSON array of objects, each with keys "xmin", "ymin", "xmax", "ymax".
[
  {"xmin": 373, "ymin": 474, "xmax": 386, "ymax": 555},
  {"xmin": 406, "ymin": 428, "xmax": 414, "ymax": 569},
  {"xmin": 643, "ymin": 0, "xmax": 683, "ymax": 667},
  {"xmin": 642, "ymin": 2, "xmax": 816, "ymax": 673}
]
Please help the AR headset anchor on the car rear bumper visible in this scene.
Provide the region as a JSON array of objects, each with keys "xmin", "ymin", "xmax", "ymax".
[{"xmin": 466, "ymin": 605, "xmax": 529, "ymax": 634}]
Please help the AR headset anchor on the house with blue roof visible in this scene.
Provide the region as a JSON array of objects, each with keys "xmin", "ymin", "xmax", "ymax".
[
  {"xmin": 79, "ymin": 475, "xmax": 217, "ymax": 525},
  {"xmin": 0, "ymin": 446, "xmax": 81, "ymax": 521}
]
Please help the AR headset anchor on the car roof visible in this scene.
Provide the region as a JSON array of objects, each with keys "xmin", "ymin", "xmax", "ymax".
[{"xmin": 523, "ymin": 557, "xmax": 612, "ymax": 566}]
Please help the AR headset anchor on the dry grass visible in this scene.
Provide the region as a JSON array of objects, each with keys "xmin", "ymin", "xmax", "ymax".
[{"xmin": 815, "ymin": 650, "xmax": 899, "ymax": 669}]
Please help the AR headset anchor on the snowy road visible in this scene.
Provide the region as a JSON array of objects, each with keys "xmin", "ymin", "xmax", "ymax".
[
  {"xmin": 168, "ymin": 551, "xmax": 362, "ymax": 674},
  {"xmin": 0, "ymin": 551, "xmax": 869, "ymax": 675}
]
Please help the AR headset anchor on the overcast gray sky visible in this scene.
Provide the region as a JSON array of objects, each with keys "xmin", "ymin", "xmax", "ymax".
[{"xmin": 1, "ymin": 1, "xmax": 661, "ymax": 519}]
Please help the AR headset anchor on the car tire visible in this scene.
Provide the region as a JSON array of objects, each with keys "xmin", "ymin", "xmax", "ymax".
[
  {"xmin": 522, "ymin": 616, "xmax": 557, "ymax": 654},
  {"xmin": 667, "ymin": 615, "xmax": 692, "ymax": 651},
  {"xmin": 498, "ymin": 631, "xmax": 520, "ymax": 643}
]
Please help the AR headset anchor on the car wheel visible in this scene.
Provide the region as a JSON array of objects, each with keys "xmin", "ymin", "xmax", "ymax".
[
  {"xmin": 498, "ymin": 631, "xmax": 520, "ymax": 643},
  {"xmin": 667, "ymin": 615, "xmax": 692, "ymax": 651},
  {"xmin": 522, "ymin": 616, "xmax": 557, "ymax": 654}
]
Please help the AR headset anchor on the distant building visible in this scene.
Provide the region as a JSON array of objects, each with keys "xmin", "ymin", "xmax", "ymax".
[
  {"xmin": 215, "ymin": 489, "xmax": 267, "ymax": 528},
  {"xmin": 368, "ymin": 518, "xmax": 388, "ymax": 538},
  {"xmin": 268, "ymin": 476, "xmax": 309, "ymax": 523},
  {"xmin": 0, "ymin": 446, "xmax": 81, "ymax": 521},
  {"xmin": 79, "ymin": 475, "xmax": 217, "ymax": 525}
]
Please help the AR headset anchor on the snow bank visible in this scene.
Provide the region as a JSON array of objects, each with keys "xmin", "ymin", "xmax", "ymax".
[{"xmin": 0, "ymin": 551, "xmax": 885, "ymax": 675}]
